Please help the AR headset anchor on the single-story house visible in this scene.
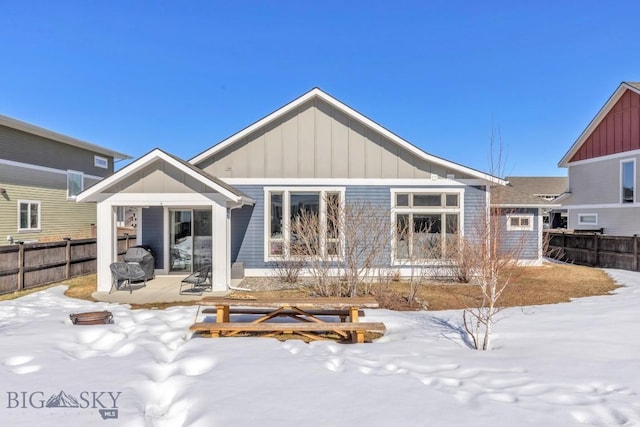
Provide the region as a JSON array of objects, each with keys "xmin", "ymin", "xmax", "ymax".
[{"xmin": 78, "ymin": 88, "xmax": 547, "ymax": 293}]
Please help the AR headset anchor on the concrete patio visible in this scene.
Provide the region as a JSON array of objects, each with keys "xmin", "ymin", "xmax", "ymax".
[{"xmin": 92, "ymin": 275, "xmax": 241, "ymax": 304}]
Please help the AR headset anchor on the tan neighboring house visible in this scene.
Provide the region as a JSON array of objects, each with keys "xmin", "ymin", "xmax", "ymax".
[
  {"xmin": 505, "ymin": 176, "xmax": 568, "ymax": 228},
  {"xmin": 558, "ymin": 82, "xmax": 640, "ymax": 235},
  {"xmin": 0, "ymin": 114, "xmax": 130, "ymax": 244}
]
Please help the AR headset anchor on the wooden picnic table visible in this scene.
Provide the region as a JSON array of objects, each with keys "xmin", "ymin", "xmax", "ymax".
[{"xmin": 191, "ymin": 296, "xmax": 384, "ymax": 343}]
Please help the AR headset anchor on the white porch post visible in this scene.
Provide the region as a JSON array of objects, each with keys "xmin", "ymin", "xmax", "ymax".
[
  {"xmin": 212, "ymin": 203, "xmax": 229, "ymax": 291},
  {"xmin": 96, "ymin": 202, "xmax": 117, "ymax": 292}
]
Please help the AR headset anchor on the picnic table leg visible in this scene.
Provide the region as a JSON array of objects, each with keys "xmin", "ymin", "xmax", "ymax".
[
  {"xmin": 350, "ymin": 306, "xmax": 361, "ymax": 343},
  {"xmin": 216, "ymin": 305, "xmax": 230, "ymax": 323}
]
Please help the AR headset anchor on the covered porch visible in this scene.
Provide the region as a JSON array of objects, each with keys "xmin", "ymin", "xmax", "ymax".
[{"xmin": 76, "ymin": 149, "xmax": 254, "ymax": 295}]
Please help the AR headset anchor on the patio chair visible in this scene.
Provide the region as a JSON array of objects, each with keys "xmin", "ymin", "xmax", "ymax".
[
  {"xmin": 110, "ymin": 262, "xmax": 147, "ymax": 294},
  {"xmin": 179, "ymin": 265, "xmax": 211, "ymax": 295}
]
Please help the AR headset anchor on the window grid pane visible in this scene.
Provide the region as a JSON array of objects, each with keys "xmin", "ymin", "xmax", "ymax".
[
  {"xmin": 29, "ymin": 203, "xmax": 39, "ymax": 228},
  {"xmin": 269, "ymin": 192, "xmax": 283, "ymax": 255},
  {"xmin": 413, "ymin": 194, "xmax": 441, "ymax": 207},
  {"xmin": 20, "ymin": 203, "xmax": 29, "ymax": 229},
  {"xmin": 622, "ymin": 161, "xmax": 634, "ymax": 203}
]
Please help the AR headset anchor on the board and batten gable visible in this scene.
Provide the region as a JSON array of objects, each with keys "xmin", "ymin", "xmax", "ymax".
[
  {"xmin": 568, "ymin": 88, "xmax": 640, "ymax": 163},
  {"xmin": 102, "ymin": 159, "xmax": 221, "ymax": 195},
  {"xmin": 196, "ymin": 98, "xmax": 475, "ymax": 181}
]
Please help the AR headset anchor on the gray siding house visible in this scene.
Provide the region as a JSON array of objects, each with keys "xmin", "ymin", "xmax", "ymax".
[
  {"xmin": 0, "ymin": 114, "xmax": 130, "ymax": 244},
  {"xmin": 559, "ymin": 82, "xmax": 640, "ymax": 235},
  {"xmin": 79, "ymin": 88, "xmax": 547, "ymax": 293}
]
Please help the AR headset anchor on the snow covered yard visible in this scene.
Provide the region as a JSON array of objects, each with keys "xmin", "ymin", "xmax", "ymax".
[{"xmin": 0, "ymin": 269, "xmax": 639, "ymax": 427}]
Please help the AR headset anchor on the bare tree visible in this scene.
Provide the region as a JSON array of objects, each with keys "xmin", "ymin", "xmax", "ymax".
[
  {"xmin": 337, "ymin": 199, "xmax": 390, "ymax": 297},
  {"xmin": 457, "ymin": 129, "xmax": 529, "ymax": 350},
  {"xmin": 395, "ymin": 220, "xmax": 443, "ymax": 304},
  {"xmin": 271, "ymin": 257, "xmax": 304, "ymax": 284},
  {"xmin": 289, "ymin": 207, "xmax": 336, "ymax": 296},
  {"xmin": 288, "ymin": 195, "xmax": 391, "ymax": 297}
]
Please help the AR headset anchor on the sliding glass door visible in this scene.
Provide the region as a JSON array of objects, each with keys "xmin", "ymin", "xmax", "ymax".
[{"xmin": 170, "ymin": 209, "xmax": 212, "ymax": 273}]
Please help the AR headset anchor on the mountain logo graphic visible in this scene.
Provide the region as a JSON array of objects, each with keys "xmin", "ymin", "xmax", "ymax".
[{"xmin": 45, "ymin": 391, "xmax": 80, "ymax": 408}]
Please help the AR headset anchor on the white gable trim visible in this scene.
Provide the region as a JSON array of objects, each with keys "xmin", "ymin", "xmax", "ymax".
[
  {"xmin": 559, "ymin": 82, "xmax": 640, "ymax": 167},
  {"xmin": 189, "ymin": 88, "xmax": 505, "ymax": 185},
  {"xmin": 76, "ymin": 148, "xmax": 248, "ymax": 203}
]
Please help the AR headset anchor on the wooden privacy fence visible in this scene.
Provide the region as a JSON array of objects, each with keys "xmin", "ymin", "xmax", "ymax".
[
  {"xmin": 544, "ymin": 231, "xmax": 640, "ymax": 271},
  {"xmin": 0, "ymin": 235, "xmax": 136, "ymax": 295}
]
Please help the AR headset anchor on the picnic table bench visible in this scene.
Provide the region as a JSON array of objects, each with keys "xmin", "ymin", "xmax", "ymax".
[
  {"xmin": 191, "ymin": 296, "xmax": 385, "ymax": 343},
  {"xmin": 201, "ymin": 307, "xmax": 365, "ymax": 322}
]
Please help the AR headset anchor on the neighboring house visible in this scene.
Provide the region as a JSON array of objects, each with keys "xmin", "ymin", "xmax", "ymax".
[
  {"xmin": 0, "ymin": 114, "xmax": 130, "ymax": 244},
  {"xmin": 491, "ymin": 184, "xmax": 558, "ymax": 261},
  {"xmin": 78, "ymin": 88, "xmax": 547, "ymax": 293},
  {"xmin": 505, "ymin": 176, "xmax": 568, "ymax": 228},
  {"xmin": 558, "ymin": 82, "xmax": 640, "ymax": 235}
]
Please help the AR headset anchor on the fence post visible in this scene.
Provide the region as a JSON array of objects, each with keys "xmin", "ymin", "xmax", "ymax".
[
  {"xmin": 124, "ymin": 233, "xmax": 130, "ymax": 250},
  {"xmin": 593, "ymin": 233, "xmax": 599, "ymax": 267},
  {"xmin": 64, "ymin": 238, "xmax": 72, "ymax": 279},
  {"xmin": 17, "ymin": 242, "xmax": 24, "ymax": 291},
  {"xmin": 634, "ymin": 235, "xmax": 638, "ymax": 272}
]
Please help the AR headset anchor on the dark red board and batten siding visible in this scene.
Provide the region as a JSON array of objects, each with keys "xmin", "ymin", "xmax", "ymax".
[{"xmin": 570, "ymin": 89, "xmax": 640, "ymax": 162}]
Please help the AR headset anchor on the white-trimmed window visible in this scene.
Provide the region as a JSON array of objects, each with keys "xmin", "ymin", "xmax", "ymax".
[
  {"xmin": 94, "ymin": 155, "xmax": 109, "ymax": 169},
  {"xmin": 578, "ymin": 213, "xmax": 598, "ymax": 226},
  {"xmin": 621, "ymin": 159, "xmax": 635, "ymax": 203},
  {"xmin": 392, "ymin": 189, "xmax": 462, "ymax": 261},
  {"xmin": 265, "ymin": 187, "xmax": 345, "ymax": 260},
  {"xmin": 18, "ymin": 200, "xmax": 41, "ymax": 232},
  {"xmin": 506, "ymin": 214, "xmax": 534, "ymax": 231},
  {"xmin": 67, "ymin": 170, "xmax": 84, "ymax": 199}
]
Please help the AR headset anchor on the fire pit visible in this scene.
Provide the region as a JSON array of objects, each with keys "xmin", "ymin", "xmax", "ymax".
[{"xmin": 69, "ymin": 310, "xmax": 113, "ymax": 325}]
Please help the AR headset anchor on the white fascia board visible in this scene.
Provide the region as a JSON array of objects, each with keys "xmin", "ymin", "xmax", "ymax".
[
  {"xmin": 77, "ymin": 149, "xmax": 243, "ymax": 203},
  {"xmin": 564, "ymin": 148, "xmax": 640, "ymax": 167},
  {"xmin": 189, "ymin": 88, "xmax": 505, "ymax": 185},
  {"xmin": 0, "ymin": 114, "xmax": 130, "ymax": 160},
  {"xmin": 559, "ymin": 83, "xmax": 640, "ymax": 167}
]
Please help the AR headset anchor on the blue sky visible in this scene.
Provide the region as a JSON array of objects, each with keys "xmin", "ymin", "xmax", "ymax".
[{"xmin": 2, "ymin": 1, "xmax": 640, "ymax": 176}]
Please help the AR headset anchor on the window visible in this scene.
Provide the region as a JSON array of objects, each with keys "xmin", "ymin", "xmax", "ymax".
[
  {"xmin": 621, "ymin": 159, "xmax": 635, "ymax": 203},
  {"xmin": 393, "ymin": 190, "xmax": 461, "ymax": 261},
  {"xmin": 578, "ymin": 213, "xmax": 598, "ymax": 226},
  {"xmin": 18, "ymin": 201, "xmax": 41, "ymax": 231},
  {"xmin": 94, "ymin": 155, "xmax": 109, "ymax": 169},
  {"xmin": 265, "ymin": 188, "xmax": 344, "ymax": 259},
  {"xmin": 67, "ymin": 170, "xmax": 84, "ymax": 198},
  {"xmin": 506, "ymin": 214, "xmax": 534, "ymax": 231}
]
